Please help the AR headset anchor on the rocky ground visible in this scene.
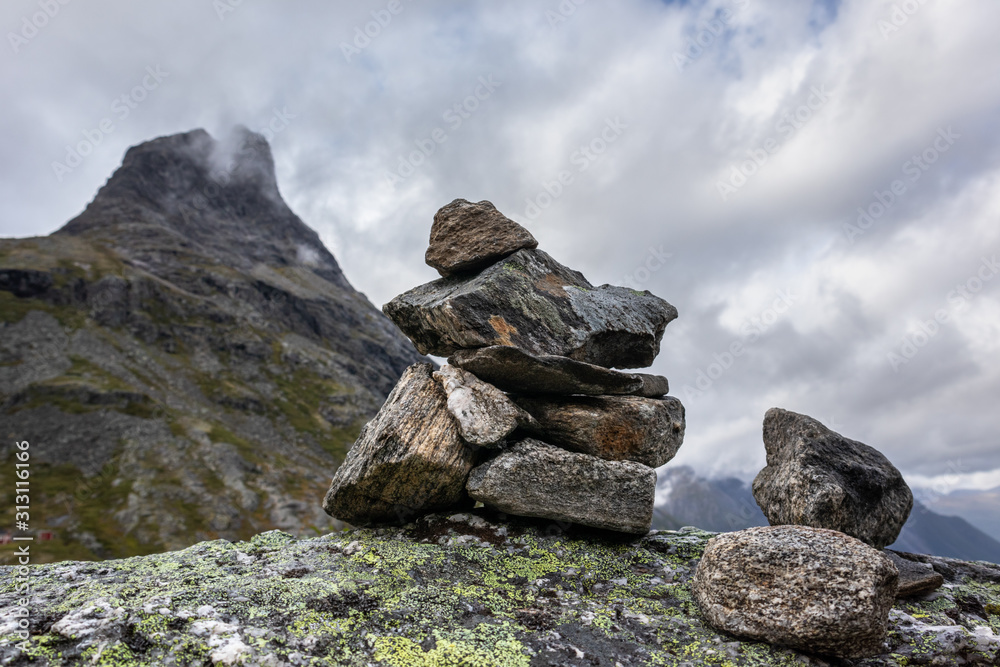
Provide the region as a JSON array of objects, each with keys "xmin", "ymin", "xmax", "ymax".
[{"xmin": 1, "ymin": 511, "xmax": 998, "ymax": 666}]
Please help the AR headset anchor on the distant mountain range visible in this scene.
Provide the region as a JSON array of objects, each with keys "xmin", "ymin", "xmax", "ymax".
[
  {"xmin": 918, "ymin": 486, "xmax": 1000, "ymax": 543},
  {"xmin": 653, "ymin": 466, "xmax": 1000, "ymax": 564},
  {"xmin": 0, "ymin": 128, "xmax": 426, "ymax": 562}
]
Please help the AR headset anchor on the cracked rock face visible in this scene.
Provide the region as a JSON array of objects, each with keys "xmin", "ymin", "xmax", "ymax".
[
  {"xmin": 322, "ymin": 363, "xmax": 478, "ymax": 524},
  {"xmin": 752, "ymin": 408, "xmax": 914, "ymax": 549},
  {"xmin": 693, "ymin": 525, "xmax": 900, "ymax": 659},
  {"xmin": 466, "ymin": 439, "xmax": 656, "ymax": 534},
  {"xmin": 514, "ymin": 394, "xmax": 685, "ymax": 468},
  {"xmin": 432, "ymin": 363, "xmax": 533, "ymax": 448},
  {"xmin": 449, "ymin": 345, "xmax": 670, "ymax": 397},
  {"xmin": 2, "ymin": 513, "xmax": 998, "ymax": 666},
  {"xmin": 424, "ymin": 199, "xmax": 538, "ymax": 277},
  {"xmin": 383, "ymin": 248, "xmax": 678, "ymax": 369}
]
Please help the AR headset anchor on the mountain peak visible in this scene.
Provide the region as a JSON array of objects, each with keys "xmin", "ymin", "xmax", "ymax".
[{"xmin": 56, "ymin": 128, "xmax": 344, "ymax": 285}]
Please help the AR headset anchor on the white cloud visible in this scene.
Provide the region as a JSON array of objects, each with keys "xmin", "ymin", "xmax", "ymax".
[{"xmin": 2, "ymin": 0, "xmax": 1000, "ymax": 484}]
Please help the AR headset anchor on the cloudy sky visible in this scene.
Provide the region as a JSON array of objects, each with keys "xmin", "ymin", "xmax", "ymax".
[{"xmin": 3, "ymin": 0, "xmax": 999, "ymax": 492}]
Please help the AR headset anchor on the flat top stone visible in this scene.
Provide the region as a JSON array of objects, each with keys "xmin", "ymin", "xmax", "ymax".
[
  {"xmin": 466, "ymin": 438, "xmax": 656, "ymax": 535},
  {"xmin": 384, "ymin": 248, "xmax": 677, "ymax": 369},
  {"xmin": 425, "ymin": 199, "xmax": 538, "ymax": 277},
  {"xmin": 450, "ymin": 345, "xmax": 670, "ymax": 396}
]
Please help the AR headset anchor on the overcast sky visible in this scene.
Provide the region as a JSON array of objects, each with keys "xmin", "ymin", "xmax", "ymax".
[{"xmin": 3, "ymin": 0, "xmax": 999, "ymax": 491}]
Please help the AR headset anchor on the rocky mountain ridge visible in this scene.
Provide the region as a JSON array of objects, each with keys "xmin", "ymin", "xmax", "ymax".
[{"xmin": 0, "ymin": 128, "xmax": 426, "ymax": 562}]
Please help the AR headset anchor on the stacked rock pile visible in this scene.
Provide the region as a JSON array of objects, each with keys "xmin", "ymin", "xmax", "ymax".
[
  {"xmin": 323, "ymin": 199, "xmax": 685, "ymax": 535},
  {"xmin": 694, "ymin": 408, "xmax": 940, "ymax": 659}
]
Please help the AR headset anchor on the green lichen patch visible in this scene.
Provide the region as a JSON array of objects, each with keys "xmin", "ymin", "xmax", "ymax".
[{"xmin": 1, "ymin": 512, "xmax": 998, "ymax": 666}]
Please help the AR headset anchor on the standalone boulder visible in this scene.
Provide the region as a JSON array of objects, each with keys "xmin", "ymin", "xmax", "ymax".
[
  {"xmin": 323, "ymin": 363, "xmax": 477, "ymax": 525},
  {"xmin": 752, "ymin": 408, "xmax": 913, "ymax": 549},
  {"xmin": 384, "ymin": 249, "xmax": 677, "ymax": 369},
  {"xmin": 466, "ymin": 438, "xmax": 656, "ymax": 534},
  {"xmin": 450, "ymin": 345, "xmax": 669, "ymax": 397},
  {"xmin": 514, "ymin": 395, "xmax": 685, "ymax": 468},
  {"xmin": 425, "ymin": 199, "xmax": 538, "ymax": 276},
  {"xmin": 433, "ymin": 364, "xmax": 533, "ymax": 448},
  {"xmin": 693, "ymin": 525, "xmax": 899, "ymax": 659}
]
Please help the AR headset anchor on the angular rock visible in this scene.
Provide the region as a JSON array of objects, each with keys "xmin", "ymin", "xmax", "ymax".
[
  {"xmin": 432, "ymin": 364, "xmax": 533, "ymax": 448},
  {"xmin": 692, "ymin": 525, "xmax": 899, "ymax": 659},
  {"xmin": 886, "ymin": 551, "xmax": 945, "ymax": 597},
  {"xmin": 425, "ymin": 199, "xmax": 538, "ymax": 277},
  {"xmin": 323, "ymin": 363, "xmax": 477, "ymax": 525},
  {"xmin": 514, "ymin": 395, "xmax": 685, "ymax": 468},
  {"xmin": 752, "ymin": 408, "xmax": 914, "ymax": 549},
  {"xmin": 466, "ymin": 438, "xmax": 656, "ymax": 534},
  {"xmin": 384, "ymin": 248, "xmax": 677, "ymax": 369},
  {"xmin": 450, "ymin": 345, "xmax": 669, "ymax": 397}
]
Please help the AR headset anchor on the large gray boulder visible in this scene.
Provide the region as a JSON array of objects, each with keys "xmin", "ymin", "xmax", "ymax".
[
  {"xmin": 323, "ymin": 363, "xmax": 477, "ymax": 524},
  {"xmin": 432, "ymin": 363, "xmax": 533, "ymax": 448},
  {"xmin": 383, "ymin": 249, "xmax": 677, "ymax": 369},
  {"xmin": 514, "ymin": 395, "xmax": 685, "ymax": 468},
  {"xmin": 425, "ymin": 199, "xmax": 538, "ymax": 276},
  {"xmin": 693, "ymin": 525, "xmax": 900, "ymax": 659},
  {"xmin": 466, "ymin": 438, "xmax": 656, "ymax": 534},
  {"xmin": 450, "ymin": 345, "xmax": 670, "ymax": 396},
  {"xmin": 752, "ymin": 408, "xmax": 913, "ymax": 549}
]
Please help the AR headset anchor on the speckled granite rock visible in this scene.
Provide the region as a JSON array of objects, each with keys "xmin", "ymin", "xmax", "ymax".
[
  {"xmin": 466, "ymin": 439, "xmax": 656, "ymax": 534},
  {"xmin": 383, "ymin": 248, "xmax": 677, "ymax": 369},
  {"xmin": 322, "ymin": 363, "xmax": 477, "ymax": 525},
  {"xmin": 432, "ymin": 364, "xmax": 533, "ymax": 448},
  {"xmin": 2, "ymin": 512, "xmax": 998, "ymax": 666},
  {"xmin": 514, "ymin": 395, "xmax": 685, "ymax": 467},
  {"xmin": 693, "ymin": 525, "xmax": 900, "ymax": 659},
  {"xmin": 450, "ymin": 345, "xmax": 670, "ymax": 396},
  {"xmin": 425, "ymin": 199, "xmax": 538, "ymax": 277},
  {"xmin": 753, "ymin": 408, "xmax": 914, "ymax": 549}
]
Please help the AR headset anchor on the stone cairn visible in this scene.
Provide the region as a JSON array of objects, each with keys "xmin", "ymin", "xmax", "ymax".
[
  {"xmin": 694, "ymin": 408, "xmax": 939, "ymax": 659},
  {"xmin": 323, "ymin": 198, "xmax": 685, "ymax": 535}
]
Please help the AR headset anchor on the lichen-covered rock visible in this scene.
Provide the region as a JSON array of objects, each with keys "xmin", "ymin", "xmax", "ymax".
[
  {"xmin": 425, "ymin": 199, "xmax": 538, "ymax": 277},
  {"xmin": 514, "ymin": 395, "xmax": 685, "ymax": 468},
  {"xmin": 752, "ymin": 408, "xmax": 914, "ymax": 549},
  {"xmin": 323, "ymin": 363, "xmax": 477, "ymax": 524},
  {"xmin": 450, "ymin": 345, "xmax": 670, "ymax": 396},
  {"xmin": 693, "ymin": 525, "xmax": 900, "ymax": 659},
  {"xmin": 432, "ymin": 363, "xmax": 533, "ymax": 448},
  {"xmin": 466, "ymin": 439, "xmax": 656, "ymax": 534},
  {"xmin": 2, "ymin": 513, "xmax": 998, "ymax": 666},
  {"xmin": 383, "ymin": 248, "xmax": 678, "ymax": 369}
]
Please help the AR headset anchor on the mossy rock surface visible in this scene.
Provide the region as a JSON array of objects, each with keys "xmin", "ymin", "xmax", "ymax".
[{"xmin": 2, "ymin": 511, "xmax": 998, "ymax": 666}]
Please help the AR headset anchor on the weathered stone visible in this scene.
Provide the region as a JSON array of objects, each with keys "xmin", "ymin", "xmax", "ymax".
[
  {"xmin": 323, "ymin": 363, "xmax": 477, "ymax": 525},
  {"xmin": 449, "ymin": 345, "xmax": 670, "ymax": 396},
  {"xmin": 425, "ymin": 199, "xmax": 538, "ymax": 276},
  {"xmin": 5, "ymin": 514, "xmax": 1000, "ymax": 666},
  {"xmin": 514, "ymin": 395, "xmax": 685, "ymax": 468},
  {"xmin": 384, "ymin": 248, "xmax": 678, "ymax": 369},
  {"xmin": 693, "ymin": 525, "xmax": 899, "ymax": 659},
  {"xmin": 466, "ymin": 438, "xmax": 656, "ymax": 534},
  {"xmin": 752, "ymin": 408, "xmax": 914, "ymax": 549},
  {"xmin": 432, "ymin": 364, "xmax": 533, "ymax": 448},
  {"xmin": 886, "ymin": 551, "xmax": 945, "ymax": 597}
]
